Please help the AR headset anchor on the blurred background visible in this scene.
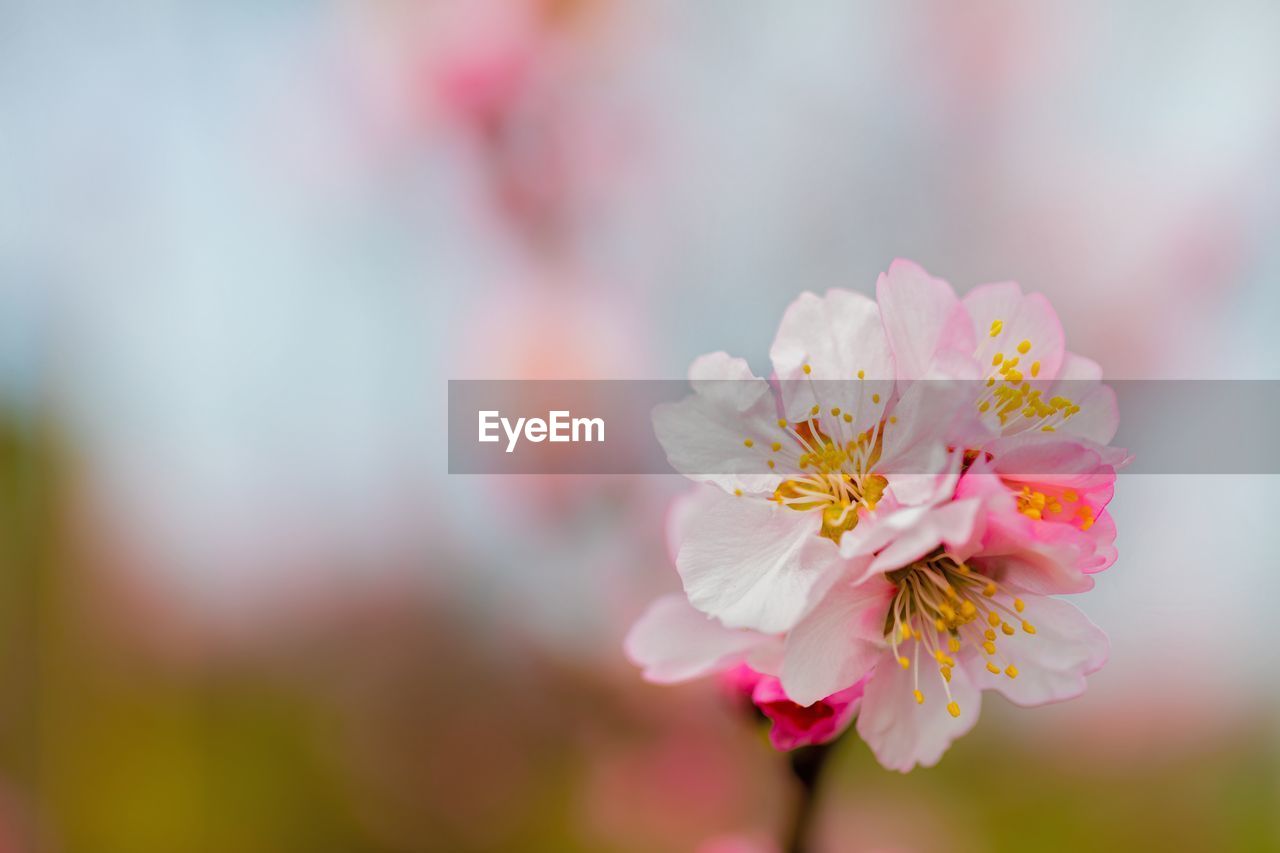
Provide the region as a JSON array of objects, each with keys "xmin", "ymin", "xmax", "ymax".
[{"xmin": 2, "ymin": 1, "xmax": 1279, "ymax": 850}]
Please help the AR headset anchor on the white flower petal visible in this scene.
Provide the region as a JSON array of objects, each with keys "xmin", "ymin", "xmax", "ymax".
[
  {"xmin": 677, "ymin": 490, "xmax": 843, "ymax": 633},
  {"xmin": 652, "ymin": 352, "xmax": 783, "ymax": 494},
  {"xmin": 769, "ymin": 289, "xmax": 894, "ymax": 425}
]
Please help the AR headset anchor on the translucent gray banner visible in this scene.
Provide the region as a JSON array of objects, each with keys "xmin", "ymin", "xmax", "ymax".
[{"xmin": 447, "ymin": 380, "xmax": 1278, "ymax": 474}]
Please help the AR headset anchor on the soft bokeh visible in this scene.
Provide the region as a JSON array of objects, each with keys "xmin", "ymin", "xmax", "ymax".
[{"xmin": 2, "ymin": 1, "xmax": 1278, "ymax": 850}]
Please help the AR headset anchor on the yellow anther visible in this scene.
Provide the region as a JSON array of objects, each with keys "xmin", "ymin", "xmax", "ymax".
[
  {"xmin": 948, "ymin": 637, "xmax": 961, "ymax": 653},
  {"xmin": 1063, "ymin": 490, "xmax": 1078, "ymax": 502},
  {"xmin": 978, "ymin": 401, "xmax": 990, "ymax": 412},
  {"xmin": 947, "ymin": 701, "xmax": 961, "ymax": 718},
  {"xmin": 935, "ymin": 617, "xmax": 946, "ymax": 631},
  {"xmin": 767, "ymin": 460, "xmax": 775, "ymax": 469},
  {"xmin": 983, "ymin": 583, "xmax": 997, "ymax": 598},
  {"xmin": 914, "ymin": 690, "xmax": 925, "ymax": 705},
  {"xmin": 810, "ymin": 404, "xmax": 820, "ymax": 416},
  {"xmin": 1017, "ymin": 339, "xmax": 1031, "ymax": 354},
  {"xmin": 934, "ymin": 649, "xmax": 948, "ymax": 664},
  {"xmin": 992, "ymin": 352, "xmax": 1003, "ymax": 366},
  {"xmin": 982, "ymin": 641, "xmax": 997, "ymax": 655},
  {"xmin": 989, "ymin": 319, "xmax": 1003, "ymax": 337},
  {"xmin": 1022, "ymin": 621, "xmax": 1036, "ymax": 635},
  {"xmin": 956, "ymin": 563, "xmax": 970, "ymax": 575},
  {"xmin": 743, "ymin": 438, "xmax": 754, "ymax": 448},
  {"xmin": 1005, "ymin": 665, "xmax": 1018, "ymax": 679},
  {"xmin": 988, "ymin": 611, "xmax": 1001, "ymax": 627},
  {"xmin": 871, "ymin": 393, "xmax": 881, "ymax": 403},
  {"xmin": 939, "ymin": 603, "xmax": 956, "ymax": 621},
  {"xmin": 778, "ymin": 418, "xmax": 788, "ymax": 428},
  {"xmin": 830, "ymin": 407, "xmax": 840, "ymax": 417},
  {"xmin": 960, "ymin": 600, "xmax": 977, "ymax": 618},
  {"xmin": 898, "ymin": 656, "xmax": 910, "ymax": 669},
  {"xmin": 984, "ymin": 629, "xmax": 996, "ymax": 641},
  {"xmin": 889, "ymin": 415, "xmax": 897, "ymax": 424},
  {"xmin": 940, "ymin": 665, "xmax": 952, "ymax": 682},
  {"xmin": 842, "ymin": 413, "xmax": 853, "ymax": 423},
  {"xmin": 986, "ymin": 662, "xmax": 1000, "ymax": 674},
  {"xmin": 900, "ymin": 624, "xmax": 912, "ymax": 639},
  {"xmin": 733, "ymin": 489, "xmax": 743, "ymax": 496},
  {"xmin": 986, "ymin": 376, "xmax": 996, "ymax": 387},
  {"xmin": 802, "ymin": 364, "xmax": 812, "ymax": 375},
  {"xmin": 1014, "ymin": 598, "xmax": 1025, "ymax": 613},
  {"xmin": 770, "ymin": 441, "xmax": 781, "ymax": 452},
  {"xmin": 1031, "ymin": 360, "xmax": 1041, "ymax": 377},
  {"xmin": 1002, "ymin": 622, "xmax": 1015, "ymax": 636},
  {"xmin": 857, "ymin": 369, "xmax": 865, "ymax": 380}
]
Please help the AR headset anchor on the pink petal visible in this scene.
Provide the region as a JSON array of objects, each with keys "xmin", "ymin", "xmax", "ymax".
[
  {"xmin": 964, "ymin": 282, "xmax": 1066, "ymax": 382},
  {"xmin": 965, "ymin": 594, "xmax": 1108, "ymax": 707},
  {"xmin": 624, "ymin": 595, "xmax": 777, "ymax": 684},
  {"xmin": 856, "ymin": 651, "xmax": 982, "ymax": 772},
  {"xmin": 780, "ymin": 574, "xmax": 893, "ymax": 705},
  {"xmin": 876, "ymin": 259, "xmax": 977, "ymax": 380}
]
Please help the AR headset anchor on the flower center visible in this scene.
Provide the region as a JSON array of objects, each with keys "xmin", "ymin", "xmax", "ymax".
[
  {"xmin": 768, "ymin": 417, "xmax": 888, "ymax": 544},
  {"xmin": 884, "ymin": 553, "xmax": 1036, "ymax": 718}
]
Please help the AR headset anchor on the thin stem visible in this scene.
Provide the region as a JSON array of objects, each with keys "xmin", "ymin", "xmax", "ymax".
[{"xmin": 783, "ymin": 739, "xmax": 836, "ymax": 853}]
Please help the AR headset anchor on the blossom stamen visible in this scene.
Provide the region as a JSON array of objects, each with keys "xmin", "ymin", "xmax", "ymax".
[{"xmin": 885, "ymin": 553, "xmax": 1038, "ymax": 714}]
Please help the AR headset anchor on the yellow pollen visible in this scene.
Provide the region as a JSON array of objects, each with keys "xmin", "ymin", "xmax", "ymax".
[
  {"xmin": 979, "ymin": 401, "xmax": 990, "ymax": 412},
  {"xmin": 889, "ymin": 415, "xmax": 897, "ymax": 424},
  {"xmin": 777, "ymin": 418, "xmax": 788, "ymax": 428},
  {"xmin": 988, "ymin": 611, "xmax": 1002, "ymax": 627},
  {"xmin": 1063, "ymin": 490, "xmax": 1078, "ymax": 502},
  {"xmin": 947, "ymin": 701, "xmax": 961, "ymax": 718},
  {"xmin": 960, "ymin": 600, "xmax": 977, "ymax": 618},
  {"xmin": 1022, "ymin": 621, "xmax": 1036, "ymax": 634},
  {"xmin": 843, "ymin": 413, "xmax": 853, "ymax": 423},
  {"xmin": 767, "ymin": 460, "xmax": 775, "ymax": 469},
  {"xmin": 992, "ymin": 352, "xmax": 1003, "ymax": 366},
  {"xmin": 1005, "ymin": 665, "xmax": 1019, "ymax": 679},
  {"xmin": 989, "ymin": 319, "xmax": 1003, "ymax": 337},
  {"xmin": 810, "ymin": 405, "xmax": 820, "ymax": 416},
  {"xmin": 914, "ymin": 690, "xmax": 925, "ymax": 705},
  {"xmin": 733, "ymin": 489, "xmax": 742, "ymax": 496},
  {"xmin": 1014, "ymin": 598, "xmax": 1025, "ymax": 613},
  {"xmin": 900, "ymin": 623, "xmax": 913, "ymax": 639},
  {"xmin": 940, "ymin": 665, "xmax": 952, "ymax": 682},
  {"xmin": 986, "ymin": 662, "xmax": 1000, "ymax": 674},
  {"xmin": 1017, "ymin": 339, "xmax": 1031, "ymax": 354},
  {"xmin": 983, "ymin": 583, "xmax": 997, "ymax": 598},
  {"xmin": 857, "ymin": 370, "xmax": 865, "ymax": 380},
  {"xmin": 872, "ymin": 393, "xmax": 881, "ymax": 403},
  {"xmin": 802, "ymin": 364, "xmax": 812, "ymax": 375},
  {"xmin": 1031, "ymin": 361, "xmax": 1041, "ymax": 377},
  {"xmin": 935, "ymin": 617, "xmax": 946, "ymax": 631},
  {"xmin": 983, "ymin": 641, "xmax": 996, "ymax": 655},
  {"xmin": 1002, "ymin": 622, "xmax": 1016, "ymax": 636},
  {"xmin": 984, "ymin": 629, "xmax": 996, "ymax": 641},
  {"xmin": 898, "ymin": 656, "xmax": 910, "ymax": 669},
  {"xmin": 771, "ymin": 441, "xmax": 781, "ymax": 452},
  {"xmin": 743, "ymin": 438, "xmax": 754, "ymax": 448},
  {"xmin": 830, "ymin": 407, "xmax": 840, "ymax": 416},
  {"xmin": 948, "ymin": 637, "xmax": 961, "ymax": 653}
]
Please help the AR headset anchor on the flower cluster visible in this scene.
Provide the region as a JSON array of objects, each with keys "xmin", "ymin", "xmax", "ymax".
[{"xmin": 625, "ymin": 260, "xmax": 1126, "ymax": 771}]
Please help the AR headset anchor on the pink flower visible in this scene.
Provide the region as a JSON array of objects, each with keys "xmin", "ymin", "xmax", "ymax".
[{"xmin": 630, "ymin": 260, "xmax": 1125, "ymax": 772}]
